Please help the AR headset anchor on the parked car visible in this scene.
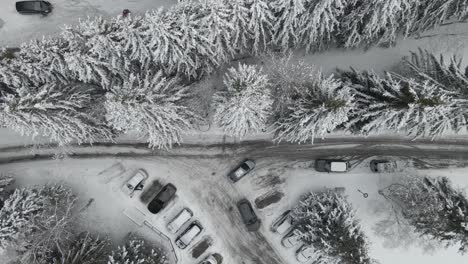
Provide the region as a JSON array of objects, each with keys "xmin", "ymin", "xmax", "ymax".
[
  {"xmin": 370, "ymin": 159, "xmax": 396, "ymax": 172},
  {"xmin": 271, "ymin": 210, "xmax": 292, "ymax": 235},
  {"xmin": 315, "ymin": 159, "xmax": 349, "ymax": 172},
  {"xmin": 237, "ymin": 199, "xmax": 261, "ymax": 231},
  {"xmin": 147, "ymin": 183, "xmax": 177, "ymax": 214},
  {"xmin": 16, "ymin": 1, "xmax": 52, "ymax": 15},
  {"xmin": 167, "ymin": 208, "xmax": 193, "ymax": 234},
  {"xmin": 281, "ymin": 230, "xmax": 301, "ymax": 248},
  {"xmin": 175, "ymin": 222, "xmax": 202, "ymax": 249},
  {"xmin": 228, "ymin": 159, "xmax": 255, "ymax": 182},
  {"xmin": 122, "ymin": 169, "xmax": 148, "ymax": 197},
  {"xmin": 199, "ymin": 254, "xmax": 219, "ymax": 264},
  {"xmin": 296, "ymin": 245, "xmax": 315, "ymax": 263}
]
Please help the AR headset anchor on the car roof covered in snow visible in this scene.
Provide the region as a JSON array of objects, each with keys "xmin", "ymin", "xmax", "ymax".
[{"xmin": 330, "ymin": 162, "xmax": 347, "ymax": 172}]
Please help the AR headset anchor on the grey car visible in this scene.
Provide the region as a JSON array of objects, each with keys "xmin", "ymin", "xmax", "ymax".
[
  {"xmin": 228, "ymin": 159, "xmax": 255, "ymax": 182},
  {"xmin": 237, "ymin": 199, "xmax": 260, "ymax": 231},
  {"xmin": 16, "ymin": 1, "xmax": 52, "ymax": 15}
]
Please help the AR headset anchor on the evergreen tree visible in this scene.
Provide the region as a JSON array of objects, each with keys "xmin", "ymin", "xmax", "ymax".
[
  {"xmin": 341, "ymin": 0, "xmax": 418, "ymax": 48},
  {"xmin": 380, "ymin": 176, "xmax": 468, "ymax": 253},
  {"xmin": 213, "ymin": 63, "xmax": 272, "ymax": 138},
  {"xmin": 226, "ymin": 0, "xmax": 250, "ymax": 53},
  {"xmin": 0, "ymin": 81, "xmax": 113, "ymax": 146},
  {"xmin": 247, "ymin": 0, "xmax": 275, "ymax": 54},
  {"xmin": 273, "ymin": 70, "xmax": 354, "ymax": 143},
  {"xmin": 104, "ymin": 67, "xmax": 196, "ymax": 149},
  {"xmin": 108, "ymin": 236, "xmax": 167, "ymax": 264},
  {"xmin": 51, "ymin": 232, "xmax": 110, "ymax": 264},
  {"xmin": 411, "ymin": 0, "xmax": 468, "ymax": 34},
  {"xmin": 292, "ymin": 190, "xmax": 373, "ymax": 264},
  {"xmin": 400, "ymin": 48, "xmax": 468, "ymax": 96},
  {"xmin": 340, "ymin": 69, "xmax": 468, "ymax": 139},
  {"xmin": 299, "ymin": 0, "xmax": 348, "ymax": 51},
  {"xmin": 272, "ymin": 0, "xmax": 305, "ymax": 50}
]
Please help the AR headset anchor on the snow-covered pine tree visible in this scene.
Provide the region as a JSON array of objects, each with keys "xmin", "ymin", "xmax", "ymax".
[
  {"xmin": 273, "ymin": 70, "xmax": 354, "ymax": 143},
  {"xmin": 0, "ymin": 81, "xmax": 113, "ymax": 146},
  {"xmin": 411, "ymin": 0, "xmax": 468, "ymax": 34},
  {"xmin": 0, "ymin": 174, "xmax": 14, "ymax": 202},
  {"xmin": 247, "ymin": 0, "xmax": 275, "ymax": 54},
  {"xmin": 271, "ymin": 0, "xmax": 306, "ymax": 50},
  {"xmin": 263, "ymin": 54, "xmax": 317, "ymax": 116},
  {"xmin": 213, "ymin": 63, "xmax": 272, "ymax": 138},
  {"xmin": 400, "ymin": 48, "xmax": 468, "ymax": 96},
  {"xmin": 340, "ymin": 69, "xmax": 468, "ymax": 139},
  {"xmin": 292, "ymin": 190, "xmax": 373, "ymax": 264},
  {"xmin": 226, "ymin": 0, "xmax": 250, "ymax": 53},
  {"xmin": 197, "ymin": 0, "xmax": 235, "ymax": 62},
  {"xmin": 108, "ymin": 236, "xmax": 167, "ymax": 264},
  {"xmin": 149, "ymin": 3, "xmax": 218, "ymax": 78},
  {"xmin": 380, "ymin": 176, "xmax": 468, "ymax": 253},
  {"xmin": 341, "ymin": 0, "xmax": 418, "ymax": 48},
  {"xmin": 51, "ymin": 232, "xmax": 110, "ymax": 264},
  {"xmin": 104, "ymin": 66, "xmax": 196, "ymax": 149},
  {"xmin": 298, "ymin": 0, "xmax": 348, "ymax": 51},
  {"xmin": 0, "ymin": 188, "xmax": 44, "ymax": 248}
]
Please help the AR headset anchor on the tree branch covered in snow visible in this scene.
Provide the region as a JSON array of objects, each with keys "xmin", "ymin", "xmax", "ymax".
[
  {"xmin": 50, "ymin": 232, "xmax": 110, "ymax": 264},
  {"xmin": 273, "ymin": 69, "xmax": 354, "ymax": 143},
  {"xmin": 379, "ymin": 175, "xmax": 468, "ymax": 253},
  {"xmin": 340, "ymin": 69, "xmax": 468, "ymax": 139},
  {"xmin": 213, "ymin": 63, "xmax": 272, "ymax": 138},
  {"xmin": 0, "ymin": 81, "xmax": 114, "ymax": 146},
  {"xmin": 292, "ymin": 190, "xmax": 373, "ymax": 264},
  {"xmin": 104, "ymin": 66, "xmax": 196, "ymax": 149},
  {"xmin": 108, "ymin": 235, "xmax": 167, "ymax": 264}
]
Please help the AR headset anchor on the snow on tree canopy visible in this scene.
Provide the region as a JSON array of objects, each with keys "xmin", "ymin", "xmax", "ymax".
[
  {"xmin": 213, "ymin": 63, "xmax": 272, "ymax": 138},
  {"xmin": 340, "ymin": 69, "xmax": 468, "ymax": 139},
  {"xmin": 292, "ymin": 190, "xmax": 374, "ymax": 264},
  {"xmin": 104, "ymin": 67, "xmax": 196, "ymax": 149},
  {"xmin": 0, "ymin": 81, "xmax": 113, "ymax": 146},
  {"xmin": 273, "ymin": 69, "xmax": 354, "ymax": 144},
  {"xmin": 108, "ymin": 237, "xmax": 167, "ymax": 264}
]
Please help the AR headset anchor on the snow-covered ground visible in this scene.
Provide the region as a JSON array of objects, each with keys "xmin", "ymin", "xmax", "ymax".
[
  {"xmin": 1, "ymin": 155, "xmax": 467, "ymax": 264},
  {"xmin": 0, "ymin": 0, "xmax": 175, "ymax": 46}
]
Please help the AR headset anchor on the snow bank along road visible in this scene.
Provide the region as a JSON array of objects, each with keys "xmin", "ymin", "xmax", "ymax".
[{"xmin": 0, "ymin": 0, "xmax": 174, "ymax": 46}]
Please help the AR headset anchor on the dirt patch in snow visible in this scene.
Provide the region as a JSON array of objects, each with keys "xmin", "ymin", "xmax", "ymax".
[
  {"xmin": 254, "ymin": 167, "xmax": 285, "ymax": 189},
  {"xmin": 191, "ymin": 236, "xmax": 213, "ymax": 259},
  {"xmin": 255, "ymin": 190, "xmax": 284, "ymax": 209}
]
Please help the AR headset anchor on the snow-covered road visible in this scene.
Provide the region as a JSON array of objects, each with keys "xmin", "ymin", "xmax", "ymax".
[{"xmin": 0, "ymin": 0, "xmax": 175, "ymax": 46}]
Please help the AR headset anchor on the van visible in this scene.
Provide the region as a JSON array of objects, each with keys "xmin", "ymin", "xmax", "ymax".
[
  {"xmin": 175, "ymin": 222, "xmax": 202, "ymax": 249},
  {"xmin": 167, "ymin": 208, "xmax": 193, "ymax": 234}
]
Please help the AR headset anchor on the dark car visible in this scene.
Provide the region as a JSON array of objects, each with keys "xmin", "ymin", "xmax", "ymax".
[
  {"xmin": 228, "ymin": 159, "xmax": 255, "ymax": 182},
  {"xmin": 237, "ymin": 199, "xmax": 260, "ymax": 231},
  {"xmin": 370, "ymin": 159, "xmax": 396, "ymax": 172},
  {"xmin": 314, "ymin": 159, "xmax": 349, "ymax": 172},
  {"xmin": 147, "ymin": 183, "xmax": 177, "ymax": 214},
  {"xmin": 16, "ymin": 1, "xmax": 52, "ymax": 15}
]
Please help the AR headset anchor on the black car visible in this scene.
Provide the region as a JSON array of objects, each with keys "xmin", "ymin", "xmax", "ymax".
[
  {"xmin": 147, "ymin": 183, "xmax": 177, "ymax": 214},
  {"xmin": 237, "ymin": 199, "xmax": 261, "ymax": 231},
  {"xmin": 16, "ymin": 1, "xmax": 52, "ymax": 15}
]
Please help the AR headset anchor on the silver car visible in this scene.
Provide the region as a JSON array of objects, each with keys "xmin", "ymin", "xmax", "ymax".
[
  {"xmin": 122, "ymin": 169, "xmax": 148, "ymax": 197},
  {"xmin": 228, "ymin": 159, "xmax": 255, "ymax": 182}
]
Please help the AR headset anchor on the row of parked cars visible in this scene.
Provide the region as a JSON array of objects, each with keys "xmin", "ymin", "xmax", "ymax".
[
  {"xmin": 315, "ymin": 159, "xmax": 396, "ymax": 173},
  {"xmin": 121, "ymin": 169, "xmax": 219, "ymax": 263}
]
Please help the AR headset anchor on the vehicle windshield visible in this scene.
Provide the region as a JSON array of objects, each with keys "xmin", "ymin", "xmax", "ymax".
[{"xmin": 240, "ymin": 163, "xmax": 250, "ymax": 171}]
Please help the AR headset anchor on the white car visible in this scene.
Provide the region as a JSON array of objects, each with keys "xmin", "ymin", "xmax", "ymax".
[
  {"xmin": 281, "ymin": 230, "xmax": 301, "ymax": 248},
  {"xmin": 199, "ymin": 254, "xmax": 219, "ymax": 264},
  {"xmin": 228, "ymin": 159, "xmax": 255, "ymax": 182},
  {"xmin": 167, "ymin": 208, "xmax": 193, "ymax": 234},
  {"xmin": 315, "ymin": 159, "xmax": 349, "ymax": 172},
  {"xmin": 296, "ymin": 245, "xmax": 315, "ymax": 263},
  {"xmin": 271, "ymin": 210, "xmax": 292, "ymax": 235},
  {"xmin": 122, "ymin": 169, "xmax": 148, "ymax": 197},
  {"xmin": 175, "ymin": 222, "xmax": 202, "ymax": 249}
]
